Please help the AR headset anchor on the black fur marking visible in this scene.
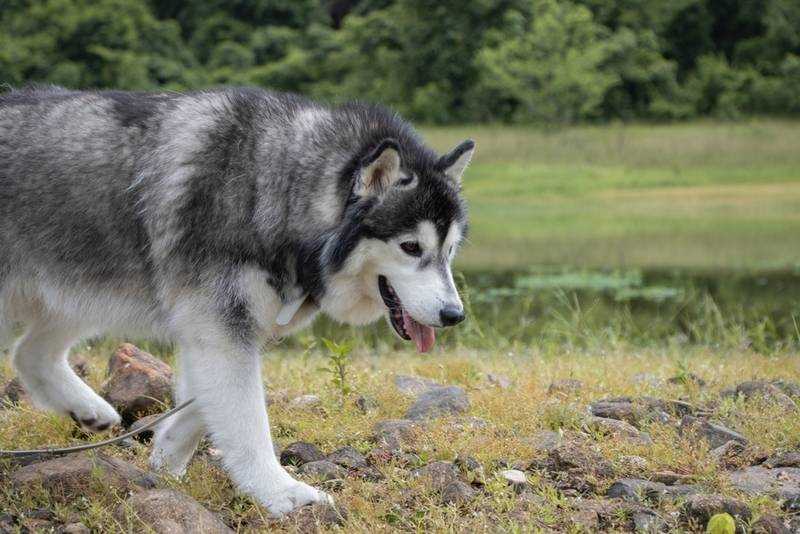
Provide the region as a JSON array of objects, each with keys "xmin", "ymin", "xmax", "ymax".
[
  {"xmin": 104, "ymin": 91, "xmax": 163, "ymax": 129},
  {"xmin": 436, "ymin": 139, "xmax": 475, "ymax": 171}
]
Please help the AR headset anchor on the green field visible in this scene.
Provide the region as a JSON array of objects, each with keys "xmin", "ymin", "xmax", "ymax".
[{"xmin": 423, "ymin": 121, "xmax": 800, "ymax": 271}]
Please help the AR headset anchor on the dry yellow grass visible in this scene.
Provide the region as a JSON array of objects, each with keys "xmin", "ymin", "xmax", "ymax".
[{"xmin": 2, "ymin": 342, "xmax": 799, "ymax": 532}]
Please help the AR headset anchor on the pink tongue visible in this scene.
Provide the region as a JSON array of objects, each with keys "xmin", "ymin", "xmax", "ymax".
[{"xmin": 402, "ymin": 310, "xmax": 435, "ymax": 353}]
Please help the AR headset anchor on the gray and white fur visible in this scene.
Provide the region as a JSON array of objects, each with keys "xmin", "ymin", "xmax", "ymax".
[{"xmin": 0, "ymin": 87, "xmax": 473, "ymax": 515}]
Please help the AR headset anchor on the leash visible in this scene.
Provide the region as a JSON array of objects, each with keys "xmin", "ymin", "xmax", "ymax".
[{"xmin": 0, "ymin": 399, "xmax": 194, "ymax": 458}]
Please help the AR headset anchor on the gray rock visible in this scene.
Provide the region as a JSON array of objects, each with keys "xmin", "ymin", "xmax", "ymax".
[
  {"xmin": 709, "ymin": 439, "xmax": 747, "ymax": 464},
  {"xmin": 440, "ymin": 480, "xmax": 477, "ymax": 505},
  {"xmin": 412, "ymin": 461, "xmax": 460, "ymax": 491},
  {"xmin": 298, "ymin": 460, "xmax": 347, "ymax": 481},
  {"xmin": 632, "ymin": 510, "xmax": 666, "ymax": 533},
  {"xmin": 394, "ymin": 374, "xmax": 440, "ymax": 395},
  {"xmin": 58, "ymin": 523, "xmax": 91, "ymax": 534},
  {"xmin": 606, "ymin": 478, "xmax": 698, "ymax": 503},
  {"xmin": 372, "ymin": 419, "xmax": 422, "ymax": 450},
  {"xmin": 763, "ymin": 451, "xmax": 800, "ymax": 469},
  {"xmin": 548, "ymin": 379, "xmax": 583, "ymax": 395},
  {"xmin": 589, "ymin": 397, "xmax": 671, "ymax": 426},
  {"xmin": 584, "ymin": 416, "xmax": 652, "ymax": 443},
  {"xmin": 12, "ymin": 452, "xmax": 156, "ymax": 503},
  {"xmin": 279, "ymin": 441, "xmax": 325, "ymax": 466},
  {"xmin": 728, "ymin": 381, "xmax": 797, "ymax": 409},
  {"xmin": 289, "ymin": 394, "xmax": 321, "ymax": 409},
  {"xmin": 116, "ymin": 489, "xmax": 232, "ymax": 533},
  {"xmin": 454, "ymin": 454, "xmax": 485, "ymax": 485},
  {"xmin": 487, "ymin": 373, "xmax": 513, "ymax": 389},
  {"xmin": 326, "ymin": 446, "xmax": 368, "ymax": 470},
  {"xmin": 100, "ymin": 343, "xmax": 173, "ymax": 425},
  {"xmin": 650, "ymin": 471, "xmax": 693, "ymax": 485},
  {"xmin": 405, "ymin": 386, "xmax": 469, "ymax": 420},
  {"xmin": 751, "ymin": 514, "xmax": 791, "ymax": 534},
  {"xmin": 728, "ymin": 466, "xmax": 800, "ymax": 500},
  {"xmin": 528, "ymin": 430, "xmax": 564, "ymax": 453},
  {"xmin": 679, "ymin": 415, "xmax": 748, "ymax": 449},
  {"xmin": 680, "ymin": 494, "xmax": 750, "ymax": 533},
  {"xmin": 284, "ymin": 502, "xmax": 348, "ymax": 530},
  {"xmin": 499, "ymin": 469, "xmax": 529, "ymax": 493}
]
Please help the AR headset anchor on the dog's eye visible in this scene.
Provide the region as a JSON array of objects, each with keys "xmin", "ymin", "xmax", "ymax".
[{"xmin": 400, "ymin": 241, "xmax": 422, "ymax": 257}]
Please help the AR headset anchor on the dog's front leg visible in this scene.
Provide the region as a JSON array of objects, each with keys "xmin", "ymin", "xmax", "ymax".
[{"xmin": 176, "ymin": 334, "xmax": 331, "ymax": 516}]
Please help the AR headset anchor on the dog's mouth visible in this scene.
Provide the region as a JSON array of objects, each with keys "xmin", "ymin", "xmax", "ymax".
[{"xmin": 378, "ymin": 275, "xmax": 435, "ymax": 353}]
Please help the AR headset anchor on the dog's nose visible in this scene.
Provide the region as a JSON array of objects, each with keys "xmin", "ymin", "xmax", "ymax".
[{"xmin": 440, "ymin": 306, "xmax": 465, "ymax": 326}]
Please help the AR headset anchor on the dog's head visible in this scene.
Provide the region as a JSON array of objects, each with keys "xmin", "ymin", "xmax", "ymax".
[{"xmin": 317, "ymin": 135, "xmax": 474, "ymax": 352}]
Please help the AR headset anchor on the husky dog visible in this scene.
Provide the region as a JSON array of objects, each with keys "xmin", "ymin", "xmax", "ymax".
[{"xmin": 0, "ymin": 87, "xmax": 473, "ymax": 515}]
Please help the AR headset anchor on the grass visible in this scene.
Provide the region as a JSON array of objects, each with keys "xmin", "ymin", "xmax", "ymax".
[
  {"xmin": 2, "ymin": 341, "xmax": 800, "ymax": 532},
  {"xmin": 422, "ymin": 120, "xmax": 800, "ymax": 270}
]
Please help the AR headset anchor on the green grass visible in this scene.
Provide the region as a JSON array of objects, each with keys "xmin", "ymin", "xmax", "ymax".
[{"xmin": 422, "ymin": 120, "xmax": 800, "ymax": 270}]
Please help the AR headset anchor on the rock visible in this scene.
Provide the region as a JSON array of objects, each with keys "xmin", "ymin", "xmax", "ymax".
[
  {"xmin": 59, "ymin": 523, "xmax": 91, "ymax": 534},
  {"xmin": 326, "ymin": 446, "xmax": 368, "ymax": 470},
  {"xmin": 279, "ymin": 442, "xmax": 326, "ymax": 466},
  {"xmin": 366, "ymin": 447, "xmax": 421, "ymax": 468},
  {"xmin": 128, "ymin": 413, "xmax": 161, "ymax": 443},
  {"xmin": 440, "ymin": 480, "xmax": 477, "ymax": 505},
  {"xmin": 265, "ymin": 388, "xmax": 289, "ymax": 406},
  {"xmin": 455, "ymin": 454, "xmax": 485, "ymax": 485},
  {"xmin": 668, "ymin": 373, "xmax": 706, "ymax": 387},
  {"xmin": 404, "ymin": 386, "xmax": 470, "ymax": 420},
  {"xmin": 763, "ymin": 451, "xmax": 800, "ymax": 468},
  {"xmin": 487, "ymin": 373, "xmax": 513, "ymax": 389},
  {"xmin": 289, "ymin": 394, "xmax": 321, "ymax": 409},
  {"xmin": 772, "ymin": 380, "xmax": 800, "ymax": 398},
  {"xmin": 548, "ymin": 379, "xmax": 583, "ymax": 395},
  {"xmin": 354, "ymin": 394, "xmax": 378, "ymax": 413},
  {"xmin": 728, "ymin": 381, "xmax": 797, "ymax": 409},
  {"xmin": 447, "ymin": 416, "xmax": 489, "ymax": 432},
  {"xmin": 499, "ymin": 469, "xmax": 529, "ymax": 493},
  {"xmin": 412, "ymin": 461, "xmax": 460, "ymax": 491},
  {"xmin": 117, "ymin": 489, "xmax": 232, "ymax": 533},
  {"xmin": 584, "ymin": 416, "xmax": 652, "ymax": 443},
  {"xmin": 632, "ymin": 510, "xmax": 666, "ymax": 533},
  {"xmin": 372, "ymin": 419, "xmax": 422, "ymax": 450},
  {"xmin": 589, "ymin": 397, "xmax": 670, "ymax": 426},
  {"xmin": 679, "ymin": 416, "xmax": 748, "ymax": 449},
  {"xmin": 548, "ymin": 443, "xmax": 615, "ymax": 478},
  {"xmin": 618, "ymin": 455, "xmax": 649, "ymax": 472},
  {"xmin": 12, "ymin": 452, "xmax": 155, "ymax": 502},
  {"xmin": 101, "ymin": 343, "xmax": 172, "ymax": 425},
  {"xmin": 751, "ymin": 514, "xmax": 791, "ymax": 534},
  {"xmin": 284, "ymin": 502, "xmax": 347, "ymax": 531},
  {"xmin": 728, "ymin": 466, "xmax": 800, "ymax": 500},
  {"xmin": 650, "ymin": 470, "xmax": 693, "ymax": 485},
  {"xmin": 298, "ymin": 460, "xmax": 347, "ymax": 482},
  {"xmin": 394, "ymin": 374, "xmax": 440, "ymax": 395},
  {"xmin": 528, "ymin": 430, "xmax": 564, "ymax": 453},
  {"xmin": 570, "ymin": 506, "xmax": 600, "ymax": 531},
  {"xmin": 606, "ymin": 478, "xmax": 698, "ymax": 503},
  {"xmin": 681, "ymin": 494, "xmax": 751, "ymax": 533}
]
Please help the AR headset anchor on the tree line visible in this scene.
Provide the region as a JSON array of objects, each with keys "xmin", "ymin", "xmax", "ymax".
[{"xmin": 1, "ymin": 0, "xmax": 798, "ymax": 123}]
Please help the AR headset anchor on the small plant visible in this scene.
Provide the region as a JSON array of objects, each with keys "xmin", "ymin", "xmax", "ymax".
[{"xmin": 320, "ymin": 338, "xmax": 353, "ymax": 407}]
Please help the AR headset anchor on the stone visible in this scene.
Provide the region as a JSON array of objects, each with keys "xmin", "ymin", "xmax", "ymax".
[
  {"xmin": 284, "ymin": 503, "xmax": 348, "ymax": 531},
  {"xmin": 763, "ymin": 451, "xmax": 800, "ymax": 469},
  {"xmin": 528, "ymin": 430, "xmax": 564, "ymax": 453},
  {"xmin": 728, "ymin": 466, "xmax": 800, "ymax": 500},
  {"xmin": 650, "ymin": 471, "xmax": 693, "ymax": 485},
  {"xmin": 454, "ymin": 454, "xmax": 485, "ymax": 485},
  {"xmin": 298, "ymin": 460, "xmax": 347, "ymax": 482},
  {"xmin": 619, "ymin": 455, "xmax": 649, "ymax": 472},
  {"xmin": 681, "ymin": 494, "xmax": 751, "ymax": 532},
  {"xmin": 354, "ymin": 394, "xmax": 378, "ymax": 413},
  {"xmin": 326, "ymin": 446, "xmax": 368, "ymax": 470},
  {"xmin": 116, "ymin": 489, "xmax": 232, "ymax": 533},
  {"xmin": 606, "ymin": 478, "xmax": 698, "ymax": 503},
  {"xmin": 588, "ymin": 397, "xmax": 671, "ymax": 426},
  {"xmin": 101, "ymin": 343, "xmax": 173, "ymax": 425},
  {"xmin": 11, "ymin": 452, "xmax": 156, "ymax": 502},
  {"xmin": 727, "ymin": 381, "xmax": 797, "ymax": 409},
  {"xmin": 632, "ymin": 510, "xmax": 666, "ymax": 533},
  {"xmin": 751, "ymin": 514, "xmax": 791, "ymax": 534},
  {"xmin": 394, "ymin": 374, "xmax": 440, "ymax": 395},
  {"xmin": 548, "ymin": 443, "xmax": 615, "ymax": 478},
  {"xmin": 412, "ymin": 461, "xmax": 460, "ymax": 491},
  {"xmin": 128, "ymin": 413, "xmax": 161, "ymax": 443},
  {"xmin": 279, "ymin": 441, "xmax": 326, "ymax": 466},
  {"xmin": 440, "ymin": 480, "xmax": 477, "ymax": 505},
  {"xmin": 679, "ymin": 416, "xmax": 748, "ymax": 449},
  {"xmin": 59, "ymin": 523, "xmax": 91, "ymax": 534},
  {"xmin": 499, "ymin": 469, "xmax": 529, "ymax": 493},
  {"xmin": 547, "ymin": 379, "xmax": 583, "ymax": 395},
  {"xmin": 372, "ymin": 419, "xmax": 422, "ymax": 450},
  {"xmin": 265, "ymin": 388, "xmax": 289, "ymax": 406},
  {"xmin": 289, "ymin": 394, "xmax": 321, "ymax": 409},
  {"xmin": 405, "ymin": 386, "xmax": 470, "ymax": 420},
  {"xmin": 487, "ymin": 373, "xmax": 513, "ymax": 389},
  {"xmin": 584, "ymin": 416, "xmax": 652, "ymax": 443}
]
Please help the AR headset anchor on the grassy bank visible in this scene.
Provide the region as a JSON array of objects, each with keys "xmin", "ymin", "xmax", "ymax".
[
  {"xmin": 423, "ymin": 121, "xmax": 800, "ymax": 271},
  {"xmin": 2, "ymin": 344, "xmax": 799, "ymax": 532}
]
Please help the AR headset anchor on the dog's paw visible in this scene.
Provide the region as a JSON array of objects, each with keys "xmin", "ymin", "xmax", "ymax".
[
  {"xmin": 264, "ymin": 480, "xmax": 333, "ymax": 517},
  {"xmin": 67, "ymin": 398, "xmax": 121, "ymax": 433}
]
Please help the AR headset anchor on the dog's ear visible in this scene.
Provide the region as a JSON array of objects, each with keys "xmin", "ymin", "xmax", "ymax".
[
  {"xmin": 437, "ymin": 139, "xmax": 475, "ymax": 185},
  {"xmin": 354, "ymin": 139, "xmax": 402, "ymax": 197}
]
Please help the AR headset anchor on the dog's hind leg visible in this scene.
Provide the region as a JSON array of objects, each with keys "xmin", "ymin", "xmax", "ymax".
[
  {"xmin": 150, "ymin": 361, "xmax": 206, "ymax": 476},
  {"xmin": 12, "ymin": 320, "xmax": 120, "ymax": 432}
]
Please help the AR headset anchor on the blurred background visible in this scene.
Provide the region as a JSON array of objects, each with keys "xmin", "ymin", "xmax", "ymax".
[{"xmin": 2, "ymin": 0, "xmax": 799, "ymax": 352}]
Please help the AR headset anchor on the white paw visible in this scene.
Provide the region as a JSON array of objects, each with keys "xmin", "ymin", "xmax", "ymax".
[
  {"xmin": 67, "ymin": 397, "xmax": 121, "ymax": 433},
  {"xmin": 264, "ymin": 480, "xmax": 334, "ymax": 517}
]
